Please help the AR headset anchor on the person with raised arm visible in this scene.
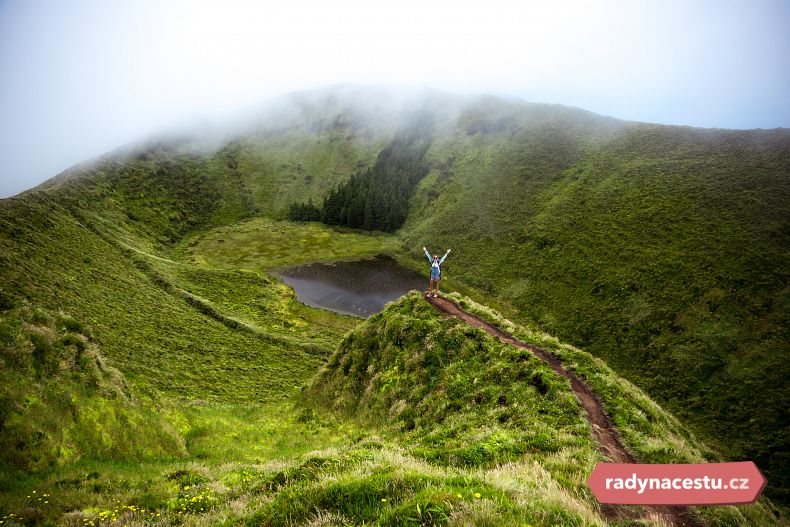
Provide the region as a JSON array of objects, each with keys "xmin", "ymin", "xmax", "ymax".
[{"xmin": 423, "ymin": 246, "xmax": 451, "ymax": 298}]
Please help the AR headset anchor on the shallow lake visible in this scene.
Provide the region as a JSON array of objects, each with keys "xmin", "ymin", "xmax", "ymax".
[{"xmin": 277, "ymin": 255, "xmax": 426, "ymax": 317}]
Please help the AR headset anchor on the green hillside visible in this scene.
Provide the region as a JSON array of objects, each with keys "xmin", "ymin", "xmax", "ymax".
[
  {"xmin": 400, "ymin": 109, "xmax": 790, "ymax": 502},
  {"xmin": 227, "ymin": 87, "xmax": 790, "ymax": 500},
  {"xmin": 305, "ymin": 292, "xmax": 778, "ymax": 526},
  {"xmin": 0, "ymin": 85, "xmax": 788, "ymax": 524},
  {"xmin": 0, "ymin": 181, "xmax": 376, "ymax": 524}
]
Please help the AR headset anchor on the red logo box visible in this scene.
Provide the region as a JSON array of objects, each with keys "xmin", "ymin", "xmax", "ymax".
[{"xmin": 588, "ymin": 462, "xmax": 766, "ymax": 505}]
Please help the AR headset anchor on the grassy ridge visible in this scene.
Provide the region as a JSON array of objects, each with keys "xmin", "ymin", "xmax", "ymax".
[
  {"xmin": 309, "ymin": 293, "xmax": 592, "ymax": 471},
  {"xmin": 306, "ymin": 292, "xmax": 780, "ymax": 526},
  {"xmin": 0, "ymin": 301, "xmax": 186, "ymax": 472},
  {"xmin": 442, "ymin": 292, "xmax": 784, "ymax": 525},
  {"xmin": 2, "ymin": 85, "xmax": 788, "ymax": 524},
  {"xmin": 0, "ymin": 193, "xmax": 324, "ymax": 403},
  {"xmin": 39, "ymin": 140, "xmax": 254, "ymax": 247},
  {"xmin": 401, "ymin": 108, "xmax": 790, "ymax": 501},
  {"xmin": 1, "ymin": 287, "xmax": 781, "ymax": 526}
]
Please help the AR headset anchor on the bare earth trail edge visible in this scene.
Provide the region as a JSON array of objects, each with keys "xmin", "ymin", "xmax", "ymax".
[{"xmin": 425, "ymin": 294, "xmax": 699, "ymax": 527}]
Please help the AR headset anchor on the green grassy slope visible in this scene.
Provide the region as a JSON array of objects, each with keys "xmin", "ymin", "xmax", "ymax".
[
  {"xmin": 305, "ymin": 292, "xmax": 779, "ymax": 526},
  {"xmin": 1, "ymin": 85, "xmax": 788, "ymax": 523},
  {"xmin": 0, "ymin": 193, "xmax": 325, "ymax": 403},
  {"xmin": 216, "ymin": 85, "xmax": 416, "ymax": 219},
  {"xmin": 228, "ymin": 127, "xmax": 383, "ymax": 218},
  {"xmin": 0, "ymin": 127, "xmax": 381, "ymax": 471},
  {"xmin": 401, "ymin": 104, "xmax": 790, "ymax": 501},
  {"xmin": 0, "ymin": 299, "xmax": 186, "ymax": 472},
  {"xmin": 1, "ymin": 86, "xmax": 411, "ymax": 480}
]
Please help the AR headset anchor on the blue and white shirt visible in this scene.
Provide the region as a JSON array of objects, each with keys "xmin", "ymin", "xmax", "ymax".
[{"xmin": 424, "ymin": 248, "xmax": 450, "ymax": 276}]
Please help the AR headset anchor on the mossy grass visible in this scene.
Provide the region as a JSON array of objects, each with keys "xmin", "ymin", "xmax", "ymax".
[
  {"xmin": 400, "ymin": 115, "xmax": 790, "ymax": 502},
  {"xmin": 180, "ymin": 216, "xmax": 404, "ymax": 272},
  {"xmin": 306, "ymin": 292, "xmax": 781, "ymax": 526},
  {"xmin": 0, "ymin": 188, "xmax": 366, "ymax": 523},
  {"xmin": 2, "ymin": 88, "xmax": 788, "ymax": 524},
  {"xmin": 441, "ymin": 292, "xmax": 783, "ymax": 526}
]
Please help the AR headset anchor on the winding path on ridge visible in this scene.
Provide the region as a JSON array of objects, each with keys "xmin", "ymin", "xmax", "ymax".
[{"xmin": 425, "ymin": 294, "xmax": 699, "ymax": 527}]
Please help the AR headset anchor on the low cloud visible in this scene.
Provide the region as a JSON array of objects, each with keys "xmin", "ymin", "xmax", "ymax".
[{"xmin": 1, "ymin": 0, "xmax": 788, "ymax": 197}]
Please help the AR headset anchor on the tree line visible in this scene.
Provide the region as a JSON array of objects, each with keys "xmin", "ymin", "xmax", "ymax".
[{"xmin": 287, "ymin": 120, "xmax": 432, "ymax": 232}]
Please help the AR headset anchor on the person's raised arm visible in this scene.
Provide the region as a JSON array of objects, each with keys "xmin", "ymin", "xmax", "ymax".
[
  {"xmin": 423, "ymin": 246, "xmax": 433, "ymax": 262},
  {"xmin": 439, "ymin": 248, "xmax": 451, "ymax": 265}
]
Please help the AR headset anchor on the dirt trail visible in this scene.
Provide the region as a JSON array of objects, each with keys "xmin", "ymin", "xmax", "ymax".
[{"xmin": 425, "ymin": 294, "xmax": 699, "ymax": 527}]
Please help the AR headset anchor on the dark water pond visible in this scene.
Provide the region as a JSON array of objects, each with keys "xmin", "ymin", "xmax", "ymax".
[{"xmin": 278, "ymin": 255, "xmax": 426, "ymax": 317}]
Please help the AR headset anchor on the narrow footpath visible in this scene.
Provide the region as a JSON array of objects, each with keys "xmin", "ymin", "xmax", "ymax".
[{"xmin": 425, "ymin": 294, "xmax": 699, "ymax": 527}]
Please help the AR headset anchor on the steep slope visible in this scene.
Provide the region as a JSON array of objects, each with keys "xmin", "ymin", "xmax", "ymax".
[
  {"xmin": 399, "ymin": 102, "xmax": 790, "ymax": 501},
  {"xmin": 306, "ymin": 292, "xmax": 780, "ymax": 526},
  {"xmin": 0, "ymin": 193, "xmax": 326, "ymax": 402},
  {"xmin": 0, "ymin": 86, "xmax": 421, "ymax": 479},
  {"xmin": 0, "ymin": 177, "xmax": 350, "ymax": 478},
  {"xmin": 3, "ymin": 84, "xmax": 788, "ymax": 506},
  {"xmin": 0, "ymin": 298, "xmax": 186, "ymax": 472}
]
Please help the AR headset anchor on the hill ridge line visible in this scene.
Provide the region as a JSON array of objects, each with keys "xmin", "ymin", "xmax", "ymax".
[
  {"xmin": 65, "ymin": 205, "xmax": 333, "ymax": 357},
  {"xmin": 424, "ymin": 294, "xmax": 698, "ymax": 527}
]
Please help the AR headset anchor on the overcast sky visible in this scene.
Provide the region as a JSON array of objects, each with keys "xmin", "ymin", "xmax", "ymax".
[{"xmin": 1, "ymin": 0, "xmax": 789, "ymax": 197}]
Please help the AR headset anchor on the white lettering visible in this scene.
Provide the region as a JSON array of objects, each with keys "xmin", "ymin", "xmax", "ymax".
[{"xmin": 637, "ymin": 477, "xmax": 648, "ymax": 494}]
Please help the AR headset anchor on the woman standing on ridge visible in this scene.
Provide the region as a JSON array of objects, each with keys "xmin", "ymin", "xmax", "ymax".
[{"xmin": 423, "ymin": 246, "xmax": 451, "ymax": 298}]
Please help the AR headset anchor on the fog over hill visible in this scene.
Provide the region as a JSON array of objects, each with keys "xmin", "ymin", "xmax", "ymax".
[{"xmin": 1, "ymin": 86, "xmax": 788, "ymax": 520}]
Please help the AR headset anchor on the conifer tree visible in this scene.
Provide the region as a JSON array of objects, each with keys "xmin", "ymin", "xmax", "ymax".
[{"xmin": 286, "ymin": 115, "xmax": 433, "ymax": 231}]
